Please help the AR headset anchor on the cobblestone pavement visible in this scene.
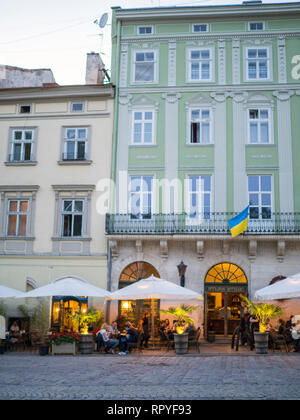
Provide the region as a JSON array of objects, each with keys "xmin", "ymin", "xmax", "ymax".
[{"xmin": 1, "ymin": 353, "xmax": 300, "ymax": 400}]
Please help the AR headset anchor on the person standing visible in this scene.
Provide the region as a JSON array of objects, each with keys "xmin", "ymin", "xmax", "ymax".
[{"xmin": 141, "ymin": 312, "xmax": 150, "ymax": 348}]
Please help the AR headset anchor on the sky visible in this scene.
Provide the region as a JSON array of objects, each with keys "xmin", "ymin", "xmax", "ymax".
[{"xmin": 1, "ymin": 0, "xmax": 299, "ymax": 85}]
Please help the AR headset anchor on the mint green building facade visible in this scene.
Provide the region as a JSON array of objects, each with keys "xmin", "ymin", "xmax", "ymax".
[{"xmin": 107, "ymin": 2, "xmax": 300, "ymax": 335}]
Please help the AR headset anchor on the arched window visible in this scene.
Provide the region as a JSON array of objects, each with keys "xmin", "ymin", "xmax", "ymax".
[
  {"xmin": 119, "ymin": 261, "xmax": 159, "ymax": 288},
  {"xmin": 205, "ymin": 262, "xmax": 247, "ymax": 284}
]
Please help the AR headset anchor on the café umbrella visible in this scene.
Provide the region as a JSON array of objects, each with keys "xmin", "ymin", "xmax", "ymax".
[
  {"xmin": 254, "ymin": 272, "xmax": 300, "ymax": 300},
  {"xmin": 0, "ymin": 285, "xmax": 23, "ymax": 298},
  {"xmin": 109, "ymin": 275, "xmax": 203, "ymax": 347},
  {"xmin": 15, "ymin": 276, "xmax": 112, "ymax": 298}
]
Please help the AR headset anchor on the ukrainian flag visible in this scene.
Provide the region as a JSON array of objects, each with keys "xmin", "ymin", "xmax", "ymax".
[{"xmin": 228, "ymin": 205, "xmax": 249, "ymax": 238}]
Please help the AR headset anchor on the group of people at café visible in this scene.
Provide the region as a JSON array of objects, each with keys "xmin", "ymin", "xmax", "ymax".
[
  {"xmin": 96, "ymin": 312, "xmax": 151, "ymax": 355},
  {"xmin": 240, "ymin": 310, "xmax": 300, "ymax": 352},
  {"xmin": 159, "ymin": 318, "xmax": 197, "ymax": 340}
]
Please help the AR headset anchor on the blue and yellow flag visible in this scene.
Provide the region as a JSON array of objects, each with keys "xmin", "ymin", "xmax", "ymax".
[{"xmin": 228, "ymin": 205, "xmax": 249, "ymax": 238}]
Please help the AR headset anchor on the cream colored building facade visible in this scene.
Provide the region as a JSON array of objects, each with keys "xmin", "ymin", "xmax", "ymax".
[{"xmin": 0, "ymin": 83, "xmax": 114, "ymax": 324}]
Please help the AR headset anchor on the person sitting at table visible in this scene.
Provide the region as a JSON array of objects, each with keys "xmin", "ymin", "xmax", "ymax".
[
  {"xmin": 141, "ymin": 312, "xmax": 150, "ymax": 349},
  {"xmin": 286, "ymin": 315, "xmax": 294, "ymax": 330},
  {"xmin": 99, "ymin": 323, "xmax": 119, "ymax": 354},
  {"xmin": 291, "ymin": 321, "xmax": 300, "ymax": 352},
  {"xmin": 278, "ymin": 319, "xmax": 286, "ymax": 335},
  {"xmin": 108, "ymin": 321, "xmax": 120, "ymax": 338},
  {"xmin": 9, "ymin": 321, "xmax": 21, "ymax": 344},
  {"xmin": 185, "ymin": 322, "xmax": 196, "ymax": 337}
]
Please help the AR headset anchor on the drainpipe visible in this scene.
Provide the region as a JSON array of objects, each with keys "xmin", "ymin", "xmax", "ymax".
[{"xmin": 106, "ymin": 242, "xmax": 112, "ymax": 323}]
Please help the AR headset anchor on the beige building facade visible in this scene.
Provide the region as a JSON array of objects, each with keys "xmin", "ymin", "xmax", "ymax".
[{"xmin": 0, "ymin": 81, "xmax": 114, "ymax": 327}]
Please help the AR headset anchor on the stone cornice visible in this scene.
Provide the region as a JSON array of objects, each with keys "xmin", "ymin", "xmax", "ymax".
[
  {"xmin": 115, "ymin": 4, "xmax": 300, "ymax": 20},
  {"xmin": 51, "ymin": 184, "xmax": 95, "ymax": 192},
  {"xmin": 0, "ymin": 84, "xmax": 115, "ymax": 102},
  {"xmin": 121, "ymin": 31, "xmax": 300, "ymax": 44},
  {"xmin": 0, "ymin": 185, "xmax": 39, "ymax": 192},
  {"xmin": 119, "ymin": 85, "xmax": 300, "ymax": 95}
]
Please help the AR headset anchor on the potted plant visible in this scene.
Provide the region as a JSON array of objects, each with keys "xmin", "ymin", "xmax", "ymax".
[
  {"xmin": 49, "ymin": 331, "xmax": 81, "ymax": 355},
  {"xmin": 68, "ymin": 308, "xmax": 102, "ymax": 354},
  {"xmin": 160, "ymin": 305, "xmax": 196, "ymax": 354},
  {"xmin": 31, "ymin": 299, "xmax": 51, "ymax": 356},
  {"xmin": 243, "ymin": 297, "xmax": 283, "ymax": 354}
]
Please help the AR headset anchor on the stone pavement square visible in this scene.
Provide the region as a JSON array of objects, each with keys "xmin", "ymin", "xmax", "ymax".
[{"xmin": 0, "ymin": 353, "xmax": 300, "ymax": 400}]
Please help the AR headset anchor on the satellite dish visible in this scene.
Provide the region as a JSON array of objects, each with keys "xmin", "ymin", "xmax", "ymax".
[{"xmin": 99, "ymin": 13, "xmax": 108, "ymax": 28}]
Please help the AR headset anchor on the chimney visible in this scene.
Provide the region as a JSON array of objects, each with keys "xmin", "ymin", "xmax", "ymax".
[{"xmin": 85, "ymin": 52, "xmax": 105, "ymax": 85}]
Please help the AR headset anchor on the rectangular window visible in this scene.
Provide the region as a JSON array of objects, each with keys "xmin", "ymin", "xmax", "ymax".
[
  {"xmin": 248, "ymin": 109, "xmax": 270, "ymax": 144},
  {"xmin": 138, "ymin": 26, "xmax": 153, "ymax": 35},
  {"xmin": 189, "ymin": 109, "xmax": 211, "ymax": 144},
  {"xmin": 7, "ymin": 200, "xmax": 29, "ymax": 236},
  {"xmin": 63, "ymin": 127, "xmax": 87, "ymax": 160},
  {"xmin": 10, "ymin": 129, "xmax": 33, "ymax": 162},
  {"xmin": 134, "ymin": 51, "xmax": 156, "ymax": 83},
  {"xmin": 248, "ymin": 175, "xmax": 272, "ymax": 220},
  {"xmin": 249, "ymin": 22, "xmax": 264, "ymax": 31},
  {"xmin": 129, "ymin": 176, "xmax": 153, "ymax": 220},
  {"xmin": 193, "ymin": 24, "xmax": 208, "ymax": 33},
  {"xmin": 19, "ymin": 105, "xmax": 31, "ymax": 114},
  {"xmin": 62, "ymin": 200, "xmax": 84, "ymax": 237},
  {"xmin": 133, "ymin": 111, "xmax": 154, "ymax": 144},
  {"xmin": 188, "ymin": 175, "xmax": 211, "ymax": 220},
  {"xmin": 71, "ymin": 102, "xmax": 84, "ymax": 112},
  {"xmin": 247, "ymin": 48, "xmax": 269, "ymax": 80},
  {"xmin": 188, "ymin": 49, "xmax": 212, "ymax": 82}
]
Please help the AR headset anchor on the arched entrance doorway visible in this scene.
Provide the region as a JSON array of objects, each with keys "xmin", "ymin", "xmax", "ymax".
[
  {"xmin": 204, "ymin": 262, "xmax": 248, "ymax": 337},
  {"xmin": 118, "ymin": 261, "xmax": 160, "ymax": 330}
]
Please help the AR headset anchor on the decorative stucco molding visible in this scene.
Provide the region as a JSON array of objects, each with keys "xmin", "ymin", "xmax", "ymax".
[
  {"xmin": 273, "ymin": 90, "xmax": 294, "ymax": 101},
  {"xmin": 196, "ymin": 240, "xmax": 205, "ymax": 260},
  {"xmin": 160, "ymin": 240, "xmax": 168, "ymax": 260},
  {"xmin": 277, "ymin": 240, "xmax": 285, "ymax": 263},
  {"xmin": 248, "ymin": 240, "xmax": 257, "ymax": 262},
  {"xmin": 162, "ymin": 92, "xmax": 181, "ymax": 104}
]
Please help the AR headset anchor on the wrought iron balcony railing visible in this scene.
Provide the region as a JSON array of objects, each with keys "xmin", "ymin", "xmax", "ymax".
[{"xmin": 105, "ymin": 213, "xmax": 300, "ymax": 235}]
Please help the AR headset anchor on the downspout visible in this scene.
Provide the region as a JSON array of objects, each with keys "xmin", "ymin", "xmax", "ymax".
[{"xmin": 106, "ymin": 15, "xmax": 121, "ymax": 323}]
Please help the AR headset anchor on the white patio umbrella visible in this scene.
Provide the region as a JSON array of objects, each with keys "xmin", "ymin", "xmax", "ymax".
[
  {"xmin": 109, "ymin": 275, "xmax": 202, "ymax": 347},
  {"xmin": 15, "ymin": 276, "xmax": 112, "ymax": 298},
  {"xmin": 0, "ymin": 285, "xmax": 23, "ymax": 298},
  {"xmin": 254, "ymin": 272, "xmax": 300, "ymax": 300}
]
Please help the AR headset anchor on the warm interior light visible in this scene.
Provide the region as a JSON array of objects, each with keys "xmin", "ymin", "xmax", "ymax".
[
  {"xmin": 121, "ymin": 301, "xmax": 132, "ymax": 310},
  {"xmin": 55, "ymin": 308, "xmax": 60, "ymax": 312},
  {"xmin": 176, "ymin": 326, "xmax": 185, "ymax": 335}
]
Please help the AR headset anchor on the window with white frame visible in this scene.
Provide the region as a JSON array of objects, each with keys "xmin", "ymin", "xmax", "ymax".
[
  {"xmin": 189, "ymin": 109, "xmax": 211, "ymax": 144},
  {"xmin": 132, "ymin": 110, "xmax": 154, "ymax": 145},
  {"xmin": 129, "ymin": 176, "xmax": 153, "ymax": 219},
  {"xmin": 63, "ymin": 127, "xmax": 88, "ymax": 160},
  {"xmin": 188, "ymin": 48, "xmax": 212, "ymax": 82},
  {"xmin": 133, "ymin": 51, "xmax": 157, "ymax": 83},
  {"xmin": 246, "ymin": 47, "xmax": 269, "ymax": 80},
  {"xmin": 188, "ymin": 175, "xmax": 211, "ymax": 220},
  {"xmin": 192, "ymin": 24, "xmax": 208, "ymax": 33},
  {"xmin": 62, "ymin": 199, "xmax": 84, "ymax": 237},
  {"xmin": 248, "ymin": 109, "xmax": 271, "ymax": 144},
  {"xmin": 7, "ymin": 200, "xmax": 29, "ymax": 236},
  {"xmin": 248, "ymin": 22, "xmax": 264, "ymax": 31},
  {"xmin": 248, "ymin": 175, "xmax": 272, "ymax": 220},
  {"xmin": 138, "ymin": 26, "xmax": 153, "ymax": 35},
  {"xmin": 10, "ymin": 129, "xmax": 34, "ymax": 162}
]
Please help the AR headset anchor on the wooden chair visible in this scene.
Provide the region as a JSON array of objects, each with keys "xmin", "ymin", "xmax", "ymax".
[
  {"xmin": 29, "ymin": 332, "xmax": 42, "ymax": 353},
  {"xmin": 269, "ymin": 330, "xmax": 288, "ymax": 353},
  {"xmin": 188, "ymin": 327, "xmax": 201, "ymax": 353}
]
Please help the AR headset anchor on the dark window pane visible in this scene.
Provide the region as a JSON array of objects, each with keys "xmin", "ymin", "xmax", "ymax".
[
  {"xmin": 63, "ymin": 215, "xmax": 72, "ymax": 236},
  {"xmin": 250, "ymin": 207, "xmax": 259, "ymax": 219},
  {"xmin": 24, "ymin": 143, "xmax": 31, "ymax": 160},
  {"xmin": 77, "ymin": 142, "xmax": 86, "ymax": 159},
  {"xmin": 13, "ymin": 144, "xmax": 21, "ymax": 161},
  {"xmin": 73, "ymin": 215, "xmax": 82, "ymax": 236}
]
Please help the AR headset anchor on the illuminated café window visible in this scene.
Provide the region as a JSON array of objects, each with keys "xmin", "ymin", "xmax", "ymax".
[
  {"xmin": 119, "ymin": 261, "xmax": 159, "ymax": 288},
  {"xmin": 205, "ymin": 263, "xmax": 247, "ymax": 284}
]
